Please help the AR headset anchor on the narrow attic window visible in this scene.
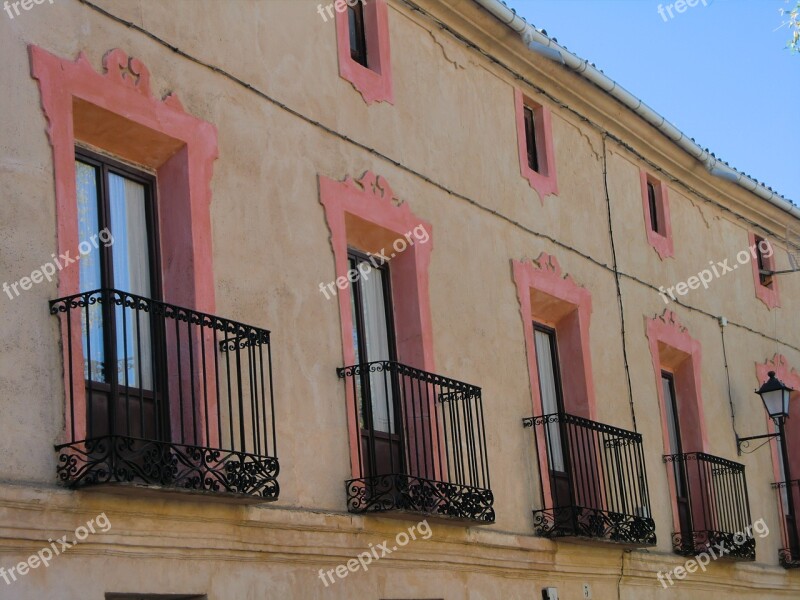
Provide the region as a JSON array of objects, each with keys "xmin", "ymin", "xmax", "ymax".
[
  {"xmin": 647, "ymin": 181, "xmax": 660, "ymax": 234},
  {"xmin": 335, "ymin": 0, "xmax": 394, "ymax": 104},
  {"xmin": 348, "ymin": 1, "xmax": 368, "ymax": 67},
  {"xmin": 640, "ymin": 171, "xmax": 673, "ymax": 259},
  {"xmin": 523, "ymin": 105, "xmax": 540, "ymax": 172},
  {"xmin": 515, "ymin": 90, "xmax": 557, "ymax": 199}
]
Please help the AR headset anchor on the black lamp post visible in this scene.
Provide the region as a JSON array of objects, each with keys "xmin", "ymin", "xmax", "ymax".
[{"xmin": 737, "ymin": 371, "xmax": 796, "ymax": 559}]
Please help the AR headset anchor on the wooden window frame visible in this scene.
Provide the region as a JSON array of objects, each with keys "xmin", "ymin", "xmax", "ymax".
[{"xmin": 75, "ymin": 147, "xmax": 162, "ymax": 301}]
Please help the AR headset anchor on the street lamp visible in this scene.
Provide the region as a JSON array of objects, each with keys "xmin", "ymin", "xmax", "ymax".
[
  {"xmin": 737, "ymin": 371, "xmax": 797, "ymax": 564},
  {"xmin": 756, "ymin": 371, "xmax": 793, "ymax": 422},
  {"xmin": 737, "ymin": 370, "xmax": 794, "ymax": 453},
  {"xmin": 737, "ymin": 371, "xmax": 794, "ymax": 453}
]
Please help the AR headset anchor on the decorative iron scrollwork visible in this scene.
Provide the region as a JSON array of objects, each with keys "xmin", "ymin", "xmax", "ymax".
[
  {"xmin": 532, "ymin": 506, "xmax": 656, "ymax": 546},
  {"xmin": 672, "ymin": 530, "xmax": 755, "ymax": 560},
  {"xmin": 56, "ymin": 436, "xmax": 279, "ymax": 499},
  {"xmin": 345, "ymin": 474, "xmax": 495, "ymax": 523}
]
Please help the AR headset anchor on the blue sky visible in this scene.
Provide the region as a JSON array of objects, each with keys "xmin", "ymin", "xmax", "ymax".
[{"xmin": 507, "ymin": 0, "xmax": 799, "ymax": 202}]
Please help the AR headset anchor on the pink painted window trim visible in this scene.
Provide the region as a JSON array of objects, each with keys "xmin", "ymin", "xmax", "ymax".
[
  {"xmin": 30, "ymin": 46, "xmax": 218, "ymax": 442},
  {"xmin": 319, "ymin": 171, "xmax": 434, "ymax": 478},
  {"xmin": 645, "ymin": 310, "xmax": 707, "ymax": 536},
  {"xmin": 748, "ymin": 231, "xmax": 780, "ymax": 309},
  {"xmin": 514, "ymin": 89, "xmax": 557, "ymax": 201},
  {"xmin": 640, "ymin": 170, "xmax": 673, "ymax": 260},
  {"xmin": 512, "ymin": 253, "xmax": 596, "ymax": 509},
  {"xmin": 335, "ymin": 0, "xmax": 394, "ymax": 105}
]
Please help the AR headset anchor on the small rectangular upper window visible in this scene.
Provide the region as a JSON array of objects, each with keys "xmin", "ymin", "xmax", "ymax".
[
  {"xmin": 647, "ymin": 181, "xmax": 660, "ymax": 234},
  {"xmin": 640, "ymin": 171, "xmax": 673, "ymax": 259},
  {"xmin": 523, "ymin": 105, "xmax": 539, "ymax": 172},
  {"xmin": 335, "ymin": 0, "xmax": 393, "ymax": 104},
  {"xmin": 754, "ymin": 235, "xmax": 774, "ymax": 288},
  {"xmin": 514, "ymin": 90, "xmax": 558, "ymax": 198},
  {"xmin": 348, "ymin": 1, "xmax": 368, "ymax": 68}
]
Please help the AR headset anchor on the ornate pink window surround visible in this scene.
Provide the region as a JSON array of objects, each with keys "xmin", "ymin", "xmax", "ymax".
[
  {"xmin": 640, "ymin": 170, "xmax": 674, "ymax": 260},
  {"xmin": 645, "ymin": 310, "xmax": 708, "ymax": 453},
  {"xmin": 319, "ymin": 171, "xmax": 434, "ymax": 477},
  {"xmin": 513, "ymin": 253, "xmax": 596, "ymax": 507},
  {"xmin": 645, "ymin": 310, "xmax": 708, "ymax": 534},
  {"xmin": 514, "ymin": 89, "xmax": 558, "ymax": 201},
  {"xmin": 335, "ymin": 0, "xmax": 394, "ymax": 105},
  {"xmin": 30, "ymin": 46, "xmax": 219, "ymax": 441},
  {"xmin": 513, "ymin": 253, "xmax": 596, "ymax": 420},
  {"xmin": 748, "ymin": 231, "xmax": 780, "ymax": 309}
]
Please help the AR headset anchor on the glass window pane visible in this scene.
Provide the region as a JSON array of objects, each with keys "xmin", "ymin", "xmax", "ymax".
[
  {"xmin": 360, "ymin": 266, "xmax": 394, "ymax": 433},
  {"xmin": 108, "ymin": 172, "xmax": 153, "ymax": 389},
  {"xmin": 535, "ymin": 328, "xmax": 564, "ymax": 472},
  {"xmin": 76, "ymin": 160, "xmax": 105, "ymax": 382}
]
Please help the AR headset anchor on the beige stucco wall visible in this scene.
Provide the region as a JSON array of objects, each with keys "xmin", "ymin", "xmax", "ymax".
[{"xmin": 0, "ymin": 0, "xmax": 798, "ymax": 598}]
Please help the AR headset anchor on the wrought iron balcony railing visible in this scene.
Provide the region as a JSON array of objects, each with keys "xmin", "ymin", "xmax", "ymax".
[
  {"xmin": 523, "ymin": 412, "xmax": 656, "ymax": 546},
  {"xmin": 337, "ymin": 361, "xmax": 494, "ymax": 523},
  {"xmin": 50, "ymin": 288, "xmax": 279, "ymax": 500},
  {"xmin": 663, "ymin": 452, "xmax": 753, "ymax": 559},
  {"xmin": 772, "ymin": 479, "xmax": 800, "ymax": 568}
]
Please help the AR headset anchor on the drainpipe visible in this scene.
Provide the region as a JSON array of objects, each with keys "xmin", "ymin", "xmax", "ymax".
[{"xmin": 471, "ymin": 0, "xmax": 800, "ymax": 221}]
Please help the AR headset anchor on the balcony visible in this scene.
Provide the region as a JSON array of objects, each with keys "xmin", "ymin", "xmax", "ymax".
[
  {"xmin": 663, "ymin": 453, "xmax": 754, "ymax": 560},
  {"xmin": 773, "ymin": 479, "xmax": 800, "ymax": 568},
  {"xmin": 523, "ymin": 412, "xmax": 656, "ymax": 546},
  {"xmin": 337, "ymin": 361, "xmax": 494, "ymax": 523},
  {"xmin": 50, "ymin": 289, "xmax": 279, "ymax": 501}
]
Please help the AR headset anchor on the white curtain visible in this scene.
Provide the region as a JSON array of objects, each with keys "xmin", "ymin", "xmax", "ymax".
[
  {"xmin": 360, "ymin": 267, "xmax": 395, "ymax": 433},
  {"xmin": 662, "ymin": 376, "xmax": 680, "ymax": 454},
  {"xmin": 662, "ymin": 374, "xmax": 688, "ymax": 500},
  {"xmin": 535, "ymin": 329, "xmax": 564, "ymax": 472},
  {"xmin": 109, "ymin": 173, "xmax": 153, "ymax": 390},
  {"xmin": 76, "ymin": 161, "xmax": 105, "ymax": 382}
]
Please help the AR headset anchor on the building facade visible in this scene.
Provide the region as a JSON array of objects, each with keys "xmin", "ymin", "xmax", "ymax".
[{"xmin": 1, "ymin": 0, "xmax": 799, "ymax": 598}]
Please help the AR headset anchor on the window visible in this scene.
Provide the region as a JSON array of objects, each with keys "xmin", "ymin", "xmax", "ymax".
[
  {"xmin": 335, "ymin": 0, "xmax": 394, "ymax": 104},
  {"xmin": 513, "ymin": 253, "xmax": 596, "ymax": 421},
  {"xmin": 748, "ymin": 232, "xmax": 780, "ymax": 308},
  {"xmin": 524, "ymin": 105, "xmax": 540, "ymax": 173},
  {"xmin": 754, "ymin": 235, "xmax": 773, "ymax": 288},
  {"xmin": 514, "ymin": 90, "xmax": 557, "ymax": 199},
  {"xmin": 348, "ymin": 249, "xmax": 403, "ymax": 478},
  {"xmin": 75, "ymin": 149, "xmax": 164, "ymax": 441},
  {"xmin": 647, "ymin": 181, "xmax": 659, "ymax": 233},
  {"xmin": 662, "ymin": 371, "xmax": 691, "ymax": 539},
  {"xmin": 534, "ymin": 325, "xmax": 568, "ymax": 506},
  {"xmin": 639, "ymin": 171, "xmax": 673, "ymax": 259},
  {"xmin": 348, "ymin": 1, "xmax": 368, "ymax": 67},
  {"xmin": 29, "ymin": 48, "xmax": 270, "ymax": 495},
  {"xmin": 323, "ymin": 172, "xmax": 493, "ymax": 522}
]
